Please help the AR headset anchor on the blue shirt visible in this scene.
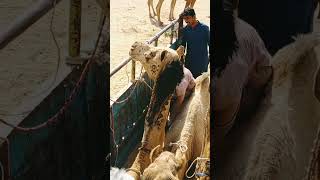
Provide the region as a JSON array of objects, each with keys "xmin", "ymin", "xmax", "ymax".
[{"xmin": 171, "ymin": 21, "xmax": 210, "ymax": 78}]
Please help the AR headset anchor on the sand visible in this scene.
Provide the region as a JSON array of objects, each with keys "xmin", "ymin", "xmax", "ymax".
[{"xmin": 0, "ymin": 0, "xmax": 101, "ymax": 138}]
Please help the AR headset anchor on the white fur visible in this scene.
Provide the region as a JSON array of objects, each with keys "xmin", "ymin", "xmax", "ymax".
[{"xmin": 110, "ymin": 167, "xmax": 134, "ymax": 180}]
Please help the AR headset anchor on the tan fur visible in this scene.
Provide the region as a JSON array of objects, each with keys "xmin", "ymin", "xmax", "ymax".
[
  {"xmin": 130, "ymin": 41, "xmax": 180, "ymax": 80},
  {"xmin": 127, "ymin": 42, "xmax": 182, "ymax": 179},
  {"xmin": 147, "ymin": 0, "xmax": 197, "ymax": 25},
  {"xmin": 195, "ymin": 110, "xmax": 210, "ymax": 180},
  {"xmin": 243, "ymin": 34, "xmax": 320, "ymax": 179},
  {"xmin": 142, "ymin": 73, "xmax": 210, "ymax": 180}
]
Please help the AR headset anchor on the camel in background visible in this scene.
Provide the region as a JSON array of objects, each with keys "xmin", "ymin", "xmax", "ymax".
[{"xmin": 148, "ymin": 0, "xmax": 197, "ymax": 26}]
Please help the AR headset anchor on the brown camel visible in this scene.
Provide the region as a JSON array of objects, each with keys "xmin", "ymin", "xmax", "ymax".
[
  {"xmin": 148, "ymin": 0, "xmax": 197, "ymax": 26},
  {"xmin": 126, "ymin": 42, "xmax": 184, "ymax": 179}
]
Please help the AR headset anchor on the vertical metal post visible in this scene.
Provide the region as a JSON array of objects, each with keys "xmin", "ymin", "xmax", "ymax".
[
  {"xmin": 178, "ymin": 18, "xmax": 183, "ymax": 39},
  {"xmin": 154, "ymin": 38, "xmax": 158, "ymax": 46},
  {"xmin": 131, "ymin": 59, "xmax": 136, "ymax": 82},
  {"xmin": 69, "ymin": 0, "xmax": 81, "ymax": 58},
  {"xmin": 170, "ymin": 25, "xmax": 174, "ymax": 44}
]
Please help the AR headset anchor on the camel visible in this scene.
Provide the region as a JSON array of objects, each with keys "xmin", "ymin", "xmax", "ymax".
[
  {"xmin": 194, "ymin": 109, "xmax": 210, "ymax": 180},
  {"xmin": 215, "ymin": 33, "xmax": 320, "ymax": 179},
  {"xmin": 148, "ymin": 0, "xmax": 197, "ymax": 26},
  {"xmin": 142, "ymin": 72, "xmax": 210, "ymax": 180},
  {"xmin": 126, "ymin": 42, "xmax": 184, "ymax": 179}
]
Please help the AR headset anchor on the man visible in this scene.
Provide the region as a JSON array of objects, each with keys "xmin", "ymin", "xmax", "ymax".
[
  {"xmin": 171, "ymin": 8, "xmax": 210, "ymax": 78},
  {"xmin": 237, "ymin": 0, "xmax": 317, "ymax": 55},
  {"xmin": 167, "ymin": 48, "xmax": 196, "ymax": 129}
]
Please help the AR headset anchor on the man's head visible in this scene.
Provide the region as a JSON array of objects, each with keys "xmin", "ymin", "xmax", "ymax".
[{"xmin": 181, "ymin": 7, "xmax": 197, "ymax": 27}]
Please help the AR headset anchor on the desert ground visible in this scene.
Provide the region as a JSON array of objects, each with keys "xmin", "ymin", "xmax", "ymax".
[{"xmin": 0, "ymin": 0, "xmax": 101, "ymax": 138}]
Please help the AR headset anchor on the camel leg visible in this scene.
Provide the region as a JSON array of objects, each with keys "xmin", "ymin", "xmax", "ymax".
[
  {"xmin": 169, "ymin": 0, "xmax": 177, "ymax": 21},
  {"xmin": 148, "ymin": 0, "xmax": 153, "ymax": 17},
  {"xmin": 190, "ymin": 0, "xmax": 196, "ymax": 8},
  {"xmin": 185, "ymin": 0, "xmax": 190, "ymax": 9},
  {"xmin": 151, "ymin": 0, "xmax": 156, "ymax": 17},
  {"xmin": 156, "ymin": 0, "xmax": 164, "ymax": 26}
]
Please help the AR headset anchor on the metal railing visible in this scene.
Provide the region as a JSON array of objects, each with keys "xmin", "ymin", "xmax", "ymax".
[
  {"xmin": 110, "ymin": 18, "xmax": 183, "ymax": 82},
  {"xmin": 0, "ymin": 1, "xmax": 88, "ymax": 179},
  {"xmin": 0, "ymin": 0, "xmax": 63, "ymax": 50}
]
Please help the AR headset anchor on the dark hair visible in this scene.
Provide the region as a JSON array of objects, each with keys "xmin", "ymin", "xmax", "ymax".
[
  {"xmin": 212, "ymin": 0, "xmax": 238, "ymax": 77},
  {"xmin": 181, "ymin": 7, "xmax": 196, "ymax": 17},
  {"xmin": 145, "ymin": 60, "xmax": 184, "ymax": 125}
]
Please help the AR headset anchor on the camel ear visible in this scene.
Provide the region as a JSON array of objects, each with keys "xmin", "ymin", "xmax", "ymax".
[
  {"xmin": 176, "ymin": 45, "xmax": 185, "ymax": 57},
  {"xmin": 160, "ymin": 50, "xmax": 167, "ymax": 61}
]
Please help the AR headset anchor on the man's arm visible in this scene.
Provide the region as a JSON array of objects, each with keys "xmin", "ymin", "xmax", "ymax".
[{"xmin": 170, "ymin": 28, "xmax": 187, "ymax": 50}]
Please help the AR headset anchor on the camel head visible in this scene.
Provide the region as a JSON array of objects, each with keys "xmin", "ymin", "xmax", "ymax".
[
  {"xmin": 142, "ymin": 151, "xmax": 181, "ymax": 180},
  {"xmin": 129, "ymin": 41, "xmax": 180, "ymax": 80}
]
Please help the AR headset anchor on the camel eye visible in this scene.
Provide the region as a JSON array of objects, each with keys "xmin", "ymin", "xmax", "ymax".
[{"xmin": 150, "ymin": 52, "xmax": 156, "ymax": 57}]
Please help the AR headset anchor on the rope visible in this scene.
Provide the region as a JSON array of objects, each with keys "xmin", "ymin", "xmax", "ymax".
[
  {"xmin": 185, "ymin": 157, "xmax": 210, "ymax": 179},
  {"xmin": 110, "ymin": 64, "xmax": 152, "ymax": 104},
  {"xmin": 0, "ymin": 15, "xmax": 106, "ymax": 132},
  {"xmin": 149, "ymin": 144, "xmax": 161, "ymax": 163},
  {"xmin": 105, "ymin": 153, "xmax": 111, "ymax": 162},
  {"xmin": 195, "ymin": 172, "xmax": 210, "ymax": 177},
  {"xmin": 0, "ymin": 0, "xmax": 61, "ymax": 117},
  {"xmin": 110, "ymin": 106, "xmax": 119, "ymax": 166},
  {"xmin": 169, "ymin": 141, "xmax": 188, "ymax": 153}
]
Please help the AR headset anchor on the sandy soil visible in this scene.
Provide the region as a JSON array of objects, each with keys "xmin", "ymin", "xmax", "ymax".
[
  {"xmin": 0, "ymin": 0, "xmax": 101, "ymax": 137},
  {"xmin": 110, "ymin": 0, "xmax": 210, "ymax": 98}
]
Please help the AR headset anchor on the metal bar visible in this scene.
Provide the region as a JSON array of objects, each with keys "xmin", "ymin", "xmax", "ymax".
[
  {"xmin": 170, "ymin": 25, "xmax": 174, "ymax": 44},
  {"xmin": 0, "ymin": 0, "xmax": 63, "ymax": 49},
  {"xmin": 131, "ymin": 60, "xmax": 136, "ymax": 82},
  {"xmin": 111, "ymin": 19, "xmax": 180, "ymax": 77},
  {"xmin": 69, "ymin": 0, "xmax": 81, "ymax": 57},
  {"xmin": 110, "ymin": 58, "xmax": 132, "ymax": 77},
  {"xmin": 154, "ymin": 39, "xmax": 158, "ymax": 47},
  {"xmin": 146, "ymin": 18, "xmax": 179, "ymax": 44},
  {"xmin": 178, "ymin": 18, "xmax": 183, "ymax": 39}
]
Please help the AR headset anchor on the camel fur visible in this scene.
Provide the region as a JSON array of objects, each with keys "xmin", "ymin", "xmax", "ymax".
[
  {"xmin": 142, "ymin": 72, "xmax": 210, "ymax": 180},
  {"xmin": 215, "ymin": 33, "xmax": 320, "ymax": 180},
  {"xmin": 126, "ymin": 42, "xmax": 184, "ymax": 179}
]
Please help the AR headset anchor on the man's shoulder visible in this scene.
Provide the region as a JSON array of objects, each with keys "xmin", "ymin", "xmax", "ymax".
[{"xmin": 199, "ymin": 22, "xmax": 209, "ymax": 30}]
